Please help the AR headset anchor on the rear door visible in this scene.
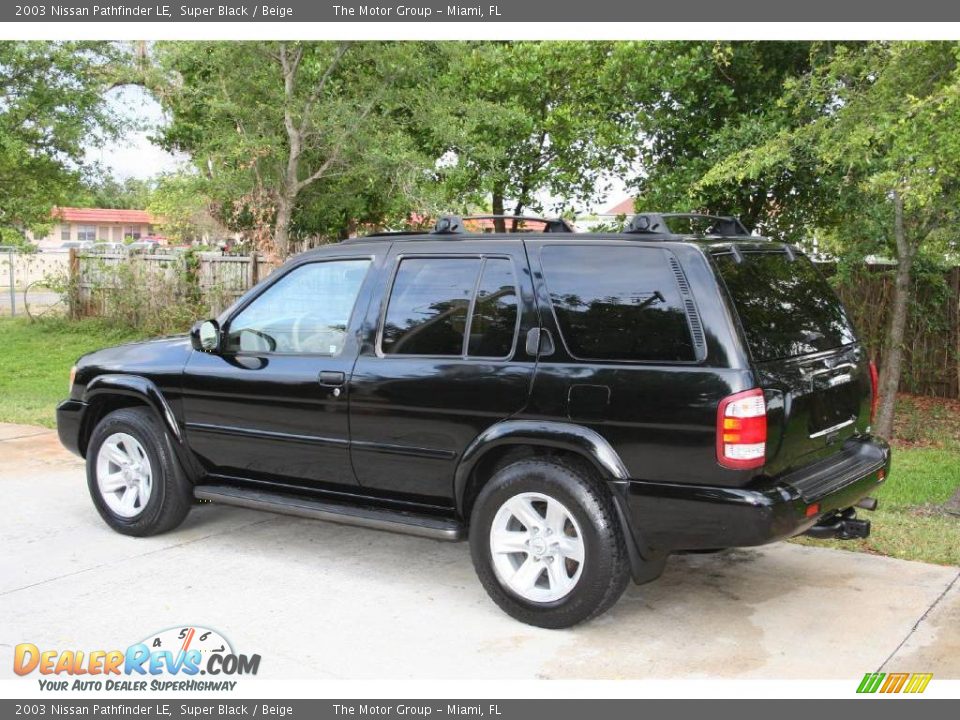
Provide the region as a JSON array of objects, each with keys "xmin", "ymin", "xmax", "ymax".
[
  {"xmin": 348, "ymin": 241, "xmax": 538, "ymax": 503},
  {"xmin": 712, "ymin": 248, "xmax": 871, "ymax": 475}
]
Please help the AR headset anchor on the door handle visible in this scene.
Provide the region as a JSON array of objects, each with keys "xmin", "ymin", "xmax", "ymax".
[
  {"xmin": 525, "ymin": 328, "xmax": 555, "ymax": 358},
  {"xmin": 318, "ymin": 371, "xmax": 346, "ymax": 387}
]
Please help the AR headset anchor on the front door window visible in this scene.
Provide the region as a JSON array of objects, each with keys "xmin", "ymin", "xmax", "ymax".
[{"xmin": 225, "ymin": 259, "xmax": 371, "ymax": 355}]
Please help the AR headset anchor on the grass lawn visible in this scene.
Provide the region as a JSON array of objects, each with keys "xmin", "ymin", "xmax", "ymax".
[
  {"xmin": 792, "ymin": 394, "xmax": 960, "ymax": 566},
  {"xmin": 0, "ymin": 317, "xmax": 146, "ymax": 428},
  {"xmin": 0, "ymin": 316, "xmax": 956, "ymax": 565}
]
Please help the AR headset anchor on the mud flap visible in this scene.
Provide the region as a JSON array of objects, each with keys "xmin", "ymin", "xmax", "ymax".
[{"xmin": 608, "ymin": 480, "xmax": 669, "ymax": 585}]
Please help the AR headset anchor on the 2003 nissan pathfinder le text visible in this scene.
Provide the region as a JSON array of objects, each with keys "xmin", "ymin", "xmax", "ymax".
[{"xmin": 56, "ymin": 212, "xmax": 891, "ymax": 628}]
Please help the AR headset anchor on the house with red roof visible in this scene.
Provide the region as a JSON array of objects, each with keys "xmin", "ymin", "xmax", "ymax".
[
  {"xmin": 600, "ymin": 197, "xmax": 637, "ymax": 217},
  {"xmin": 36, "ymin": 207, "xmax": 160, "ymax": 249}
]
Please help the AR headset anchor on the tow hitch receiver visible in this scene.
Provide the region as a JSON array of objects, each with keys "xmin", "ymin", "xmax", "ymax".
[{"xmin": 805, "ymin": 508, "xmax": 871, "ymax": 540}]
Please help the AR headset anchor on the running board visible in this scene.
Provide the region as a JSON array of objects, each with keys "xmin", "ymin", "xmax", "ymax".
[{"xmin": 194, "ymin": 484, "xmax": 464, "ymax": 541}]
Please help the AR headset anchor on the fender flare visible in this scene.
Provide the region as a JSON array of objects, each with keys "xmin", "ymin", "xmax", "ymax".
[
  {"xmin": 81, "ymin": 374, "xmax": 196, "ymax": 477},
  {"xmin": 454, "ymin": 419, "xmax": 629, "ymax": 512},
  {"xmin": 454, "ymin": 419, "xmax": 664, "ymax": 578}
]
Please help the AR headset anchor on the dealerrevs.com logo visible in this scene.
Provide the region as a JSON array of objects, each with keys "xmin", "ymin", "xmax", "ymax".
[{"xmin": 14, "ymin": 626, "xmax": 261, "ymax": 692}]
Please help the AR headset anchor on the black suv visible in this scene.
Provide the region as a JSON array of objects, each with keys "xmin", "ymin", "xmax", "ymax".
[{"xmin": 57, "ymin": 213, "xmax": 890, "ymax": 628}]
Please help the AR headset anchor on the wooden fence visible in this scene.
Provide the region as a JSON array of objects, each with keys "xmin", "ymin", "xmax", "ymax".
[
  {"xmin": 833, "ymin": 266, "xmax": 960, "ymax": 399},
  {"xmin": 72, "ymin": 250, "xmax": 276, "ymax": 318}
]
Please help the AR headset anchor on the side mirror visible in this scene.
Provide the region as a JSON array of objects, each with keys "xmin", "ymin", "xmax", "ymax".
[{"xmin": 190, "ymin": 319, "xmax": 221, "ymax": 353}]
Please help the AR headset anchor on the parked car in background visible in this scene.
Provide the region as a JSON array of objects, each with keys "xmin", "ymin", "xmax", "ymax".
[
  {"xmin": 89, "ymin": 242, "xmax": 127, "ymax": 255},
  {"xmin": 56, "ymin": 212, "xmax": 890, "ymax": 628},
  {"xmin": 59, "ymin": 240, "xmax": 93, "ymax": 251},
  {"xmin": 126, "ymin": 240, "xmax": 161, "ymax": 254}
]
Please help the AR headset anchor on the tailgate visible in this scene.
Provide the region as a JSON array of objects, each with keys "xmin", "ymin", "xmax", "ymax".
[
  {"xmin": 756, "ymin": 346, "xmax": 872, "ymax": 473},
  {"xmin": 712, "ymin": 247, "xmax": 871, "ymax": 474}
]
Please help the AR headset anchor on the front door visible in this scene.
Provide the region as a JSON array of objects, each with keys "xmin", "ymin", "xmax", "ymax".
[{"xmin": 181, "ymin": 256, "xmax": 374, "ymax": 489}]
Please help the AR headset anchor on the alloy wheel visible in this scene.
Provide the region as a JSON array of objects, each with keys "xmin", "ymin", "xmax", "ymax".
[
  {"xmin": 95, "ymin": 432, "xmax": 153, "ymax": 518},
  {"xmin": 488, "ymin": 491, "xmax": 585, "ymax": 603}
]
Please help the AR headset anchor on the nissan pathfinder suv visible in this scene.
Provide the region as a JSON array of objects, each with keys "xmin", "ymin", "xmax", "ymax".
[{"xmin": 57, "ymin": 213, "xmax": 890, "ymax": 628}]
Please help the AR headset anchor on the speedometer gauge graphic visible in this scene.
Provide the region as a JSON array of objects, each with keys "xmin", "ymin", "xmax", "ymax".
[{"xmin": 140, "ymin": 626, "xmax": 234, "ymax": 659}]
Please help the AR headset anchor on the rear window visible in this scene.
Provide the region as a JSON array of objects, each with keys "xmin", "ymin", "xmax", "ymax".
[
  {"xmin": 540, "ymin": 245, "xmax": 696, "ymax": 362},
  {"xmin": 380, "ymin": 256, "xmax": 520, "ymax": 358},
  {"xmin": 714, "ymin": 251, "xmax": 857, "ymax": 362}
]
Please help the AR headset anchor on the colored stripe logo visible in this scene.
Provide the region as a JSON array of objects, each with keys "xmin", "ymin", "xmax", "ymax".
[{"xmin": 857, "ymin": 672, "xmax": 933, "ymax": 694}]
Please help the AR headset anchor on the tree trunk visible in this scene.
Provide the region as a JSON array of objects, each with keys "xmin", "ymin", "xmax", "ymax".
[
  {"xmin": 874, "ymin": 192, "xmax": 913, "ymax": 439},
  {"xmin": 511, "ymin": 199, "xmax": 525, "ymax": 232},
  {"xmin": 273, "ymin": 195, "xmax": 293, "ymax": 260},
  {"xmin": 492, "ymin": 187, "xmax": 506, "ymax": 233}
]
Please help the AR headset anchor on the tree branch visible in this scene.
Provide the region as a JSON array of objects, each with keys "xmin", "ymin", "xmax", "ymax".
[{"xmin": 299, "ymin": 43, "xmax": 350, "ymax": 137}]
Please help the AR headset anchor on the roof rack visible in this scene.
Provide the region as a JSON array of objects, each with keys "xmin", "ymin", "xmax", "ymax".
[
  {"xmin": 624, "ymin": 213, "xmax": 750, "ymax": 237},
  {"xmin": 432, "ymin": 214, "xmax": 574, "ymax": 235}
]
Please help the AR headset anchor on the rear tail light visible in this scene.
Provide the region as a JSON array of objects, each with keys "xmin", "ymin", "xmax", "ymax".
[
  {"xmin": 717, "ymin": 388, "xmax": 767, "ymax": 470},
  {"xmin": 869, "ymin": 361, "xmax": 879, "ymax": 423}
]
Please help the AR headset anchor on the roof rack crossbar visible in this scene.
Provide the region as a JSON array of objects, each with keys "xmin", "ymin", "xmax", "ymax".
[
  {"xmin": 431, "ymin": 214, "xmax": 574, "ymax": 235},
  {"xmin": 624, "ymin": 212, "xmax": 750, "ymax": 237}
]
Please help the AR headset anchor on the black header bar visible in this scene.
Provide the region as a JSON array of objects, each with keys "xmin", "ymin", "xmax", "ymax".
[{"xmin": 6, "ymin": 0, "xmax": 960, "ymax": 23}]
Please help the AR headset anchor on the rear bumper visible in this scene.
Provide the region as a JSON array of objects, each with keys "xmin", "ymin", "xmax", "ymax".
[
  {"xmin": 624, "ymin": 435, "xmax": 890, "ymax": 552},
  {"xmin": 56, "ymin": 398, "xmax": 88, "ymax": 457}
]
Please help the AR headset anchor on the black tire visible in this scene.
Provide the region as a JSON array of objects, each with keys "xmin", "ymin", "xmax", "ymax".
[
  {"xmin": 469, "ymin": 457, "xmax": 630, "ymax": 628},
  {"xmin": 86, "ymin": 407, "xmax": 192, "ymax": 537}
]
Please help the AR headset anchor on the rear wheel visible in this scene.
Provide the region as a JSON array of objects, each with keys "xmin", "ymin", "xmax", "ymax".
[
  {"xmin": 469, "ymin": 457, "xmax": 630, "ymax": 628},
  {"xmin": 86, "ymin": 407, "xmax": 192, "ymax": 537}
]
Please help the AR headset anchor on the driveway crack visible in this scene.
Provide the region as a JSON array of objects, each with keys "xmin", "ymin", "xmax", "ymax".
[
  {"xmin": 878, "ymin": 568, "xmax": 960, "ymax": 671},
  {"xmin": 0, "ymin": 431, "xmax": 51, "ymax": 442}
]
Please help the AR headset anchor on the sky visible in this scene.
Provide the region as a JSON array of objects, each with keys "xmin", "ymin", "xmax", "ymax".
[
  {"xmin": 83, "ymin": 86, "xmax": 186, "ymax": 181},
  {"xmin": 85, "ymin": 86, "xmax": 632, "ymax": 215}
]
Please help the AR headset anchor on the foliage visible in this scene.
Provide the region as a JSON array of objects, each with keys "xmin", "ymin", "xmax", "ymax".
[
  {"xmin": 426, "ymin": 42, "xmax": 638, "ymax": 227},
  {"xmin": 0, "ymin": 41, "xmax": 125, "ymax": 237},
  {"xmin": 70, "ymin": 176, "xmax": 155, "ymax": 210},
  {"xmin": 147, "ymin": 172, "xmax": 229, "ymax": 244},
  {"xmin": 151, "ymin": 41, "xmax": 443, "ymax": 256},
  {"xmin": 699, "ymin": 42, "xmax": 960, "ymax": 243},
  {"xmin": 0, "ymin": 226, "xmax": 37, "ymax": 250},
  {"xmin": 611, "ymin": 41, "xmax": 824, "ymax": 240},
  {"xmin": 54, "ymin": 252, "xmax": 233, "ymax": 336},
  {"xmin": 827, "ymin": 263, "xmax": 956, "ymax": 390}
]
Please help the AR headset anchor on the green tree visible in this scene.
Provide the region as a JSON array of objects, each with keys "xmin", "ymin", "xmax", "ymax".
[
  {"xmin": 147, "ymin": 173, "xmax": 227, "ymax": 244},
  {"xmin": 152, "ymin": 41, "xmax": 441, "ymax": 257},
  {"xmin": 427, "ymin": 42, "xmax": 638, "ymax": 230},
  {"xmin": 699, "ymin": 41, "xmax": 960, "ymax": 439},
  {"xmin": 613, "ymin": 41, "xmax": 825, "ymax": 239},
  {"xmin": 73, "ymin": 176, "xmax": 155, "ymax": 210},
  {"xmin": 0, "ymin": 41, "xmax": 123, "ymax": 243}
]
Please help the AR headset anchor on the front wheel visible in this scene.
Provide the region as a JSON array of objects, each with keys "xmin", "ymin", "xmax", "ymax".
[
  {"xmin": 86, "ymin": 407, "xmax": 192, "ymax": 537},
  {"xmin": 469, "ymin": 457, "xmax": 630, "ymax": 628}
]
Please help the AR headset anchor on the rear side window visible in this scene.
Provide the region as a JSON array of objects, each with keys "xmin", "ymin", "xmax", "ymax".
[
  {"xmin": 468, "ymin": 258, "xmax": 519, "ymax": 358},
  {"xmin": 381, "ymin": 256, "xmax": 520, "ymax": 358},
  {"xmin": 540, "ymin": 245, "xmax": 696, "ymax": 362},
  {"xmin": 714, "ymin": 251, "xmax": 857, "ymax": 362}
]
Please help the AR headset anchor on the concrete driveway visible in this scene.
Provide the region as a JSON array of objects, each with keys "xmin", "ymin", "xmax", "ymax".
[{"xmin": 2, "ymin": 422, "xmax": 958, "ymax": 680}]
